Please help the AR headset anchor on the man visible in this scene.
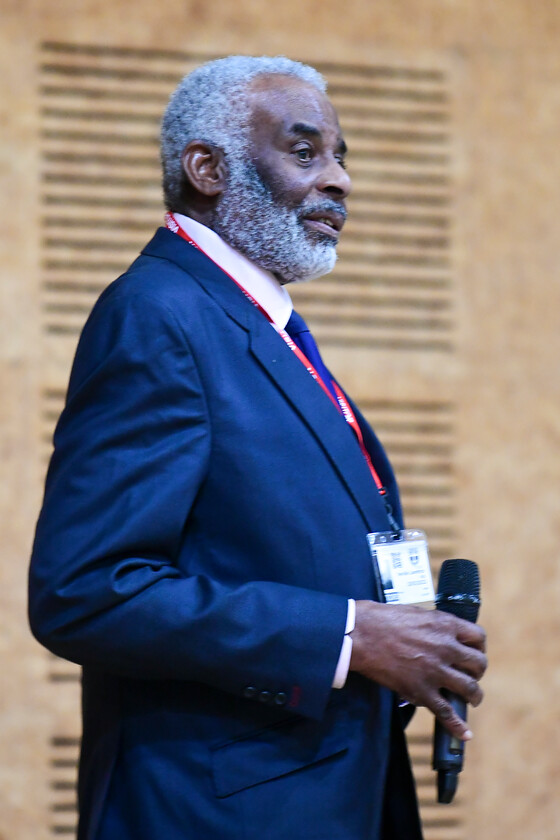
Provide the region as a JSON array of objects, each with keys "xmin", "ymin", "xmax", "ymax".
[{"xmin": 29, "ymin": 56, "xmax": 486, "ymax": 840}]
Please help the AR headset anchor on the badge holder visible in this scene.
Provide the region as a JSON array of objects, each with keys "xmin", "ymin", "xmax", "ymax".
[{"xmin": 367, "ymin": 529, "xmax": 435, "ymax": 607}]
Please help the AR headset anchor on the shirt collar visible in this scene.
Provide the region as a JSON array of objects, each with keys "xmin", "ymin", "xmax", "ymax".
[{"xmin": 173, "ymin": 214, "xmax": 293, "ymax": 330}]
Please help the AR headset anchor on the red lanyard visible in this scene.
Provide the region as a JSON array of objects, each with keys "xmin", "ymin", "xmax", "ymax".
[{"xmin": 164, "ymin": 213, "xmax": 389, "ymax": 498}]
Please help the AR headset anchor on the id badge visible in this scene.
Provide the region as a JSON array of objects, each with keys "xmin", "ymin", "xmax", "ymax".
[{"xmin": 367, "ymin": 529, "xmax": 435, "ymax": 607}]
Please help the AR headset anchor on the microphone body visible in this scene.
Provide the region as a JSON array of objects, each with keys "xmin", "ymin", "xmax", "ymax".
[{"xmin": 432, "ymin": 558, "xmax": 481, "ymax": 804}]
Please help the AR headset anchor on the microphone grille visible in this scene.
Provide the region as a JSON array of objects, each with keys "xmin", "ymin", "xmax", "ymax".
[{"xmin": 435, "ymin": 558, "xmax": 480, "ymax": 623}]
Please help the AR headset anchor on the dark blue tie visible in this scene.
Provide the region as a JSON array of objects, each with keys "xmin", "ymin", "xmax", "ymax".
[{"xmin": 285, "ymin": 310, "xmax": 339, "ymax": 405}]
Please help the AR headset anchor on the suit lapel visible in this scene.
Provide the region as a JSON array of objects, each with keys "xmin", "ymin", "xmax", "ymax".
[
  {"xmin": 248, "ymin": 317, "xmax": 389, "ymax": 533},
  {"xmin": 142, "ymin": 228, "xmax": 390, "ymax": 532}
]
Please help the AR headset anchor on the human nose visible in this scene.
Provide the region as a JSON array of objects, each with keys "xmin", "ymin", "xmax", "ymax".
[{"xmin": 316, "ymin": 155, "xmax": 352, "ymax": 199}]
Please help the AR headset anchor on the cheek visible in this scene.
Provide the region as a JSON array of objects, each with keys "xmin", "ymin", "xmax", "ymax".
[
  {"xmin": 271, "ymin": 179, "xmax": 312, "ymax": 212},
  {"xmin": 254, "ymin": 157, "xmax": 311, "ymax": 208}
]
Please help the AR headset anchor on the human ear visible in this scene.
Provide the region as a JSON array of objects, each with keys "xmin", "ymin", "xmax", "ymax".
[{"xmin": 181, "ymin": 141, "xmax": 227, "ymax": 197}]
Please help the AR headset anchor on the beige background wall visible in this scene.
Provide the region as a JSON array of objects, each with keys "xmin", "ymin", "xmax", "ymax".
[{"xmin": 2, "ymin": 2, "xmax": 560, "ymax": 838}]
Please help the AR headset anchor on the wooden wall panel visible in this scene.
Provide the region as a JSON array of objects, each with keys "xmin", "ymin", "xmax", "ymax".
[
  {"xmin": 34, "ymin": 42, "xmax": 461, "ymax": 839},
  {"xmin": 1, "ymin": 6, "xmax": 47, "ymax": 840},
  {"xmin": 2, "ymin": 2, "xmax": 560, "ymax": 839}
]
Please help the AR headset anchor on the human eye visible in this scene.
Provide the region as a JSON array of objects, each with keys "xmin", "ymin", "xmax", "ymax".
[
  {"xmin": 292, "ymin": 143, "xmax": 314, "ymax": 165},
  {"xmin": 335, "ymin": 154, "xmax": 347, "ymax": 170}
]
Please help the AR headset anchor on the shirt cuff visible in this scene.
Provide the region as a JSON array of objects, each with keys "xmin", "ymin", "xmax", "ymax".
[{"xmin": 332, "ymin": 599, "xmax": 356, "ymax": 689}]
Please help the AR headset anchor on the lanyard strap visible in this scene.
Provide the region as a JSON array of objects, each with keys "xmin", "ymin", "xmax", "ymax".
[{"xmin": 164, "ymin": 213, "xmax": 397, "ymax": 518}]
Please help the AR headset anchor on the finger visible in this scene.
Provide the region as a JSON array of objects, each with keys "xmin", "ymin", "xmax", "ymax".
[
  {"xmin": 453, "ymin": 646, "xmax": 488, "ymax": 680},
  {"xmin": 430, "ymin": 692, "xmax": 473, "ymax": 741},
  {"xmin": 462, "ymin": 678, "xmax": 484, "ymax": 708},
  {"xmin": 441, "ymin": 668, "xmax": 485, "ymax": 707},
  {"xmin": 456, "ymin": 621, "xmax": 487, "ymax": 653}
]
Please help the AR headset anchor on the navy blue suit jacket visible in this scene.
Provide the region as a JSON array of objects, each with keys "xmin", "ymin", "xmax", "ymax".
[{"xmin": 29, "ymin": 228, "xmax": 423, "ymax": 840}]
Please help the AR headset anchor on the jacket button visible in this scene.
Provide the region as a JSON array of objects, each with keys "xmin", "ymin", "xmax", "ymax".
[
  {"xmin": 273, "ymin": 692, "xmax": 287, "ymax": 706},
  {"xmin": 258, "ymin": 691, "xmax": 272, "ymax": 703},
  {"xmin": 243, "ymin": 686, "xmax": 257, "ymax": 699}
]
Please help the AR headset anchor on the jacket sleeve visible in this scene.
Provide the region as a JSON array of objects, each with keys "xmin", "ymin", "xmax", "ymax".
[{"xmin": 28, "ymin": 288, "xmax": 348, "ymax": 719}]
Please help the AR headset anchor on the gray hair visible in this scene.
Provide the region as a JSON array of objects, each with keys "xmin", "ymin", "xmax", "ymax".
[{"xmin": 160, "ymin": 55, "xmax": 327, "ymax": 210}]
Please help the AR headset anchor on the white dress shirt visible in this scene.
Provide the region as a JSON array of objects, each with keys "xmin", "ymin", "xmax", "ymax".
[{"xmin": 172, "ymin": 213, "xmax": 355, "ymax": 689}]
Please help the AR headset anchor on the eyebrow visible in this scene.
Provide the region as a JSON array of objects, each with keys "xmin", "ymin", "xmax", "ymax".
[
  {"xmin": 289, "ymin": 122, "xmax": 348, "ymax": 156},
  {"xmin": 290, "ymin": 121, "xmax": 321, "ymax": 138}
]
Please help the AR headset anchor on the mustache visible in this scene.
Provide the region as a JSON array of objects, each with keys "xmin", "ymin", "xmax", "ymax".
[{"xmin": 296, "ymin": 199, "xmax": 348, "ymax": 223}]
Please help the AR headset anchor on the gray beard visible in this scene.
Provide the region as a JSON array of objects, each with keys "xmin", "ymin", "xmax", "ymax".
[{"xmin": 212, "ymin": 156, "xmax": 341, "ymax": 284}]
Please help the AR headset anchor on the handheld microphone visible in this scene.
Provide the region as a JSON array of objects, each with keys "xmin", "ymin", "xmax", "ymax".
[{"xmin": 432, "ymin": 558, "xmax": 481, "ymax": 804}]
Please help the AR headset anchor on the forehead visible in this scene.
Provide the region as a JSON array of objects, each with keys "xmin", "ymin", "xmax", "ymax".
[{"xmin": 246, "ymin": 74, "xmax": 343, "ymax": 145}]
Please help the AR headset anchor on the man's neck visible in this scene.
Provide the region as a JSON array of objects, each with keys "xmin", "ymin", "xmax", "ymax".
[{"xmin": 171, "ymin": 213, "xmax": 293, "ymax": 329}]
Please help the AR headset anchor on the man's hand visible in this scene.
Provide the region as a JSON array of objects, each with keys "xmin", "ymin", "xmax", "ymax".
[{"xmin": 350, "ymin": 600, "xmax": 487, "ymax": 740}]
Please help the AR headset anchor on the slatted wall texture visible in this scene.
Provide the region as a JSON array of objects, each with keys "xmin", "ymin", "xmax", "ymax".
[{"xmin": 39, "ymin": 41, "xmax": 459, "ymax": 839}]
